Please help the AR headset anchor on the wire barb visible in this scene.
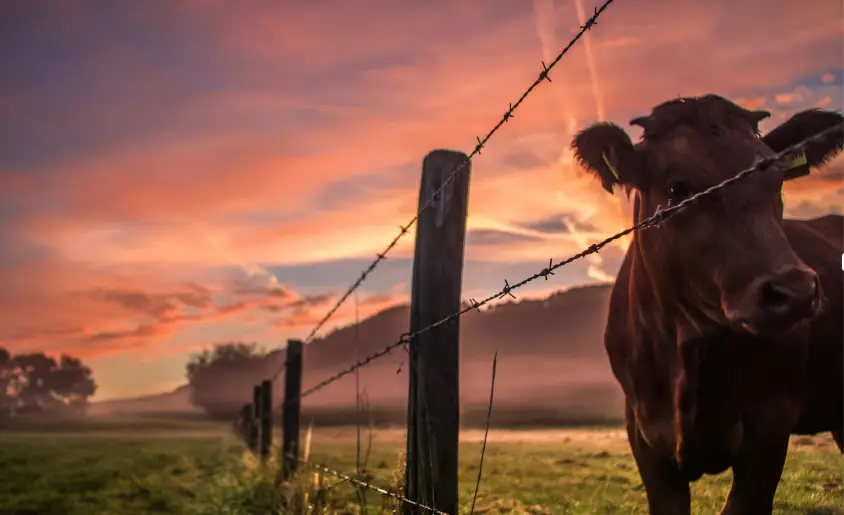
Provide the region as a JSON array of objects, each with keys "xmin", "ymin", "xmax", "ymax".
[
  {"xmin": 539, "ymin": 61, "xmax": 553, "ymax": 83},
  {"xmin": 503, "ymin": 103, "xmax": 515, "ymax": 122},
  {"xmin": 581, "ymin": 7, "xmax": 600, "ymax": 30},
  {"xmin": 539, "ymin": 258, "xmax": 555, "ymax": 280},
  {"xmin": 501, "ymin": 279, "xmax": 517, "ymax": 300},
  {"xmin": 652, "ymin": 199, "xmax": 672, "ymax": 228}
]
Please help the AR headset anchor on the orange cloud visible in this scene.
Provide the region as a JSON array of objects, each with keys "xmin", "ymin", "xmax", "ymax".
[
  {"xmin": 0, "ymin": 255, "xmax": 340, "ymax": 359},
  {"xmin": 775, "ymin": 93, "xmax": 795, "ymax": 105}
]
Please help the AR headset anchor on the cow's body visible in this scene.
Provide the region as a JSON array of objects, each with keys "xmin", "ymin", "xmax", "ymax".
[
  {"xmin": 571, "ymin": 95, "xmax": 843, "ymax": 514},
  {"xmin": 607, "ymin": 214, "xmax": 843, "ymax": 481}
]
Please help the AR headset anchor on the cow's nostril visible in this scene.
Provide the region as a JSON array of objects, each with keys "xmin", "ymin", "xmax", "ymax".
[
  {"xmin": 760, "ymin": 280, "xmax": 792, "ymax": 311},
  {"xmin": 757, "ymin": 269, "xmax": 820, "ymax": 318}
]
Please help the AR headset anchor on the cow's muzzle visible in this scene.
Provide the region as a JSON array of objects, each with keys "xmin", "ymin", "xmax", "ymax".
[{"xmin": 725, "ymin": 267, "xmax": 821, "ymax": 334}]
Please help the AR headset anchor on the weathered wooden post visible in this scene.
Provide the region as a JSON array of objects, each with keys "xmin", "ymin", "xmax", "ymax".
[
  {"xmin": 281, "ymin": 339, "xmax": 303, "ymax": 480},
  {"xmin": 239, "ymin": 403, "xmax": 253, "ymax": 444},
  {"xmin": 250, "ymin": 384, "xmax": 261, "ymax": 454},
  {"xmin": 259, "ymin": 379, "xmax": 273, "ymax": 463},
  {"xmin": 404, "ymin": 150, "xmax": 471, "ymax": 515}
]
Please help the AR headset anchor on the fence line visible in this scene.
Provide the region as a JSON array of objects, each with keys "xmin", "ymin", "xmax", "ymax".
[
  {"xmin": 286, "ymin": 123, "xmax": 834, "ymax": 404},
  {"xmin": 268, "ymin": 0, "xmax": 618, "ymax": 383}
]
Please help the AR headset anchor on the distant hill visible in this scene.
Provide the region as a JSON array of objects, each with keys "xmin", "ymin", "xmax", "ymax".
[
  {"xmin": 91, "ymin": 283, "xmax": 624, "ymax": 426},
  {"xmin": 89, "ymin": 385, "xmax": 194, "ymax": 416}
]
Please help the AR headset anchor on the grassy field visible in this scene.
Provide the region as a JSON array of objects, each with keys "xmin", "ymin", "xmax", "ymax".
[{"xmin": 0, "ymin": 419, "xmax": 841, "ymax": 514}]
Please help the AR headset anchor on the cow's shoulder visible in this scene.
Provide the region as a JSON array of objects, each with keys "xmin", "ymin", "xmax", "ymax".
[
  {"xmin": 785, "ymin": 215, "xmax": 844, "ymax": 435},
  {"xmin": 603, "ymin": 246, "xmax": 674, "ymax": 395},
  {"xmin": 783, "ymin": 215, "xmax": 841, "ymax": 314},
  {"xmin": 784, "ymin": 214, "xmax": 842, "ymax": 328},
  {"xmin": 784, "ymin": 214, "xmax": 842, "ymax": 276},
  {"xmin": 785, "ymin": 214, "xmax": 842, "ymax": 253}
]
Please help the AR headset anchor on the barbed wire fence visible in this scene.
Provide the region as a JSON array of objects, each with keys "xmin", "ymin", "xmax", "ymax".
[{"xmin": 232, "ymin": 0, "xmax": 841, "ymax": 508}]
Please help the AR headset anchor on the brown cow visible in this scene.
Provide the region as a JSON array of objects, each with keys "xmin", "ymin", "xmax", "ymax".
[{"xmin": 571, "ymin": 94, "xmax": 843, "ymax": 514}]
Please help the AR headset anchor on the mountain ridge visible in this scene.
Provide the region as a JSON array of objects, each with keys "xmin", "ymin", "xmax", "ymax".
[{"xmin": 89, "ymin": 282, "xmax": 624, "ymax": 423}]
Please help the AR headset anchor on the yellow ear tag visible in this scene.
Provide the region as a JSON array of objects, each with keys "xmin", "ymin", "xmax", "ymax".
[
  {"xmin": 601, "ymin": 152, "xmax": 621, "ymax": 181},
  {"xmin": 785, "ymin": 152, "xmax": 807, "ymax": 170}
]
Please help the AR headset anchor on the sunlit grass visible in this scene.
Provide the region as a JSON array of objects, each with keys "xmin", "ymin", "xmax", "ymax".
[{"xmin": 0, "ymin": 422, "xmax": 840, "ymax": 514}]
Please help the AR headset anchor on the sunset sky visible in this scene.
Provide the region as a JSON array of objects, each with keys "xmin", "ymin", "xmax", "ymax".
[{"xmin": 1, "ymin": 0, "xmax": 842, "ymax": 401}]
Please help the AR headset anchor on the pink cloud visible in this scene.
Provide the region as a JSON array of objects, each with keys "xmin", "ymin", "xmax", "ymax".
[
  {"xmin": 274, "ymin": 290, "xmax": 408, "ymax": 333},
  {"xmin": 0, "ymin": 255, "xmax": 336, "ymax": 359}
]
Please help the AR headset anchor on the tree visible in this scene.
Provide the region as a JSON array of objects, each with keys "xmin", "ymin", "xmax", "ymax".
[
  {"xmin": 0, "ymin": 348, "xmax": 15, "ymax": 419},
  {"xmin": 11, "ymin": 353, "xmax": 57, "ymax": 410},
  {"xmin": 186, "ymin": 342, "xmax": 269, "ymax": 419},
  {"xmin": 46, "ymin": 355, "xmax": 97, "ymax": 414},
  {"xmin": 0, "ymin": 349, "xmax": 97, "ymax": 417}
]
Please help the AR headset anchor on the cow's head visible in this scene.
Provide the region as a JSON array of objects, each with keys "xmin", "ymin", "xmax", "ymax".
[{"xmin": 572, "ymin": 94, "xmax": 843, "ymax": 335}]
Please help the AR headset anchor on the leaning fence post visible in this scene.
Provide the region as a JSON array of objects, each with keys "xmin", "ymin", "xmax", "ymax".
[
  {"xmin": 259, "ymin": 379, "xmax": 273, "ymax": 463},
  {"xmin": 404, "ymin": 150, "xmax": 471, "ymax": 515},
  {"xmin": 250, "ymin": 384, "xmax": 261, "ymax": 454},
  {"xmin": 281, "ymin": 339, "xmax": 303, "ymax": 480}
]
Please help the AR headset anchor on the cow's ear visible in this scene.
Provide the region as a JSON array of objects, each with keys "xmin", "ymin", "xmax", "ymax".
[
  {"xmin": 762, "ymin": 109, "xmax": 844, "ymax": 180},
  {"xmin": 571, "ymin": 123, "xmax": 641, "ymax": 194}
]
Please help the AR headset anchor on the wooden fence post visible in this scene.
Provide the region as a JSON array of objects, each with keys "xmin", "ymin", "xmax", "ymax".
[
  {"xmin": 250, "ymin": 384, "xmax": 261, "ymax": 454},
  {"xmin": 240, "ymin": 403, "xmax": 253, "ymax": 445},
  {"xmin": 281, "ymin": 339, "xmax": 303, "ymax": 480},
  {"xmin": 404, "ymin": 150, "xmax": 471, "ymax": 515},
  {"xmin": 260, "ymin": 379, "xmax": 273, "ymax": 463}
]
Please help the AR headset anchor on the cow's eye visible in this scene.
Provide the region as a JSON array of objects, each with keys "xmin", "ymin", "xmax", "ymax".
[{"xmin": 668, "ymin": 181, "xmax": 691, "ymax": 201}]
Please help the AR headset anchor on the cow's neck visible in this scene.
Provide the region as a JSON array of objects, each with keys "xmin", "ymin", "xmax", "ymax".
[{"xmin": 629, "ymin": 194, "xmax": 714, "ymax": 467}]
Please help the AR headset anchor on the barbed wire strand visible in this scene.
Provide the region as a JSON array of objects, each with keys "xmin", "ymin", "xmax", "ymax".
[
  {"xmin": 290, "ymin": 455, "xmax": 448, "ymax": 515},
  {"xmin": 268, "ymin": 0, "xmax": 618, "ymax": 383},
  {"xmin": 287, "ymin": 123, "xmax": 840, "ymax": 403}
]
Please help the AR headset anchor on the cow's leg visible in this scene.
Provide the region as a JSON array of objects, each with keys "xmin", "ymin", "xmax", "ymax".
[
  {"xmin": 832, "ymin": 429, "xmax": 843, "ymax": 453},
  {"xmin": 625, "ymin": 404, "xmax": 691, "ymax": 515},
  {"xmin": 719, "ymin": 432, "xmax": 789, "ymax": 515}
]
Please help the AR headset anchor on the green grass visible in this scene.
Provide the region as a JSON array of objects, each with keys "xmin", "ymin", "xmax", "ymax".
[{"xmin": 0, "ymin": 422, "xmax": 841, "ymax": 514}]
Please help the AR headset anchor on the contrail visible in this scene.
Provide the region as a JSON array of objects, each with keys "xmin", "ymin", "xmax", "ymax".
[
  {"xmin": 532, "ymin": 0, "xmax": 618, "ymax": 281},
  {"xmin": 532, "ymin": 0, "xmax": 578, "ymax": 163},
  {"xmin": 572, "ymin": 0, "xmax": 606, "ymax": 121},
  {"xmin": 560, "ymin": 214, "xmax": 614, "ymax": 283},
  {"xmin": 572, "ymin": 0, "xmax": 636, "ymax": 259}
]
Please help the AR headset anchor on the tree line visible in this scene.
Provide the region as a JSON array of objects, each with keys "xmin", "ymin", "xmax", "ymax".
[
  {"xmin": 186, "ymin": 342, "xmax": 269, "ymax": 419},
  {"xmin": 1, "ymin": 341, "xmax": 274, "ymax": 421},
  {"xmin": 0, "ymin": 347, "xmax": 97, "ymax": 419}
]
